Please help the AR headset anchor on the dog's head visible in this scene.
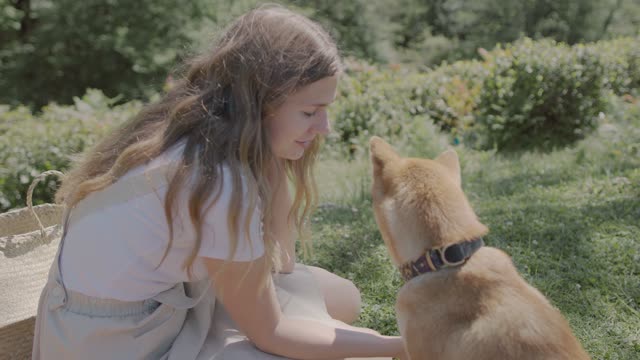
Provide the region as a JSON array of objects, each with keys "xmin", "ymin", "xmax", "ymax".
[{"xmin": 369, "ymin": 136, "xmax": 488, "ymax": 266}]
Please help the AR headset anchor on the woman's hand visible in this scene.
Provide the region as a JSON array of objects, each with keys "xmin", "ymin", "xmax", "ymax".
[
  {"xmin": 394, "ymin": 347, "xmax": 409, "ymax": 360},
  {"xmin": 386, "ymin": 335, "xmax": 407, "ymax": 360}
]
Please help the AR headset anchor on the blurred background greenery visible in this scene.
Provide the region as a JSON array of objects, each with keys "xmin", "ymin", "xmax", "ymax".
[
  {"xmin": 1, "ymin": 1, "xmax": 639, "ymax": 358},
  {"xmin": 1, "ymin": 0, "xmax": 639, "ymax": 108}
]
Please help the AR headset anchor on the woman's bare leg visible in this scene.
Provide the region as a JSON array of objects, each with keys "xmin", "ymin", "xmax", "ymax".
[{"xmin": 307, "ymin": 265, "xmax": 362, "ymax": 325}]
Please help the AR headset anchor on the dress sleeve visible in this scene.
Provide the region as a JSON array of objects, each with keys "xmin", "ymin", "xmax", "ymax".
[{"xmin": 196, "ymin": 165, "xmax": 265, "ymax": 262}]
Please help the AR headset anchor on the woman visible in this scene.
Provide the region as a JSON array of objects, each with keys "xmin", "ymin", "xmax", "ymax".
[{"xmin": 33, "ymin": 4, "xmax": 406, "ymax": 359}]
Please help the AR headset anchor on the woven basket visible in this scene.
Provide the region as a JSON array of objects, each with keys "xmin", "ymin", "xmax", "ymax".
[{"xmin": 0, "ymin": 171, "xmax": 65, "ymax": 360}]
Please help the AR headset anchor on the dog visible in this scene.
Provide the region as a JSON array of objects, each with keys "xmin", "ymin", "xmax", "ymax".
[{"xmin": 368, "ymin": 136, "xmax": 590, "ymax": 360}]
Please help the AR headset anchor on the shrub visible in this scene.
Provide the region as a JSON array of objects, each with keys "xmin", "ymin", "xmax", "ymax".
[
  {"xmin": 587, "ymin": 37, "xmax": 640, "ymax": 97},
  {"xmin": 325, "ymin": 58, "xmax": 486, "ymax": 158},
  {"xmin": 473, "ymin": 38, "xmax": 610, "ymax": 151},
  {"xmin": 326, "ymin": 60, "xmax": 415, "ymax": 157},
  {"xmin": 4, "ymin": 38, "xmax": 640, "ymax": 209},
  {"xmin": 407, "ymin": 60, "xmax": 488, "ymax": 134},
  {"xmin": 0, "ymin": 90, "xmax": 139, "ymax": 211},
  {"xmin": 324, "ymin": 58, "xmax": 453, "ymax": 157}
]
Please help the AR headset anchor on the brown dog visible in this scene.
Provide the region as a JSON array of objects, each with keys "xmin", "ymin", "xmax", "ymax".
[{"xmin": 369, "ymin": 136, "xmax": 590, "ymax": 360}]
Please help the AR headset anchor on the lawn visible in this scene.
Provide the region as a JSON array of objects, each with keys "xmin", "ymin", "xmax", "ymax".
[{"xmin": 302, "ymin": 99, "xmax": 640, "ymax": 359}]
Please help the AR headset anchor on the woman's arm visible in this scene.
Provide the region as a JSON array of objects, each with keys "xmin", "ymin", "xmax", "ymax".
[
  {"xmin": 202, "ymin": 256, "xmax": 405, "ymax": 359},
  {"xmin": 264, "ymin": 316, "xmax": 405, "ymax": 359}
]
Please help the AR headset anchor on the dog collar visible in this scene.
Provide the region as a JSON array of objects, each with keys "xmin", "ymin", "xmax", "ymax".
[{"xmin": 399, "ymin": 238, "xmax": 484, "ymax": 282}]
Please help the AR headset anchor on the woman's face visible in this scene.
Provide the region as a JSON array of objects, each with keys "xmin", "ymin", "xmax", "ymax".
[{"xmin": 265, "ymin": 75, "xmax": 338, "ymax": 160}]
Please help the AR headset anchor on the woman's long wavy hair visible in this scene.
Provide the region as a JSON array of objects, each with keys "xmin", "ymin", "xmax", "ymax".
[{"xmin": 55, "ymin": 4, "xmax": 342, "ymax": 282}]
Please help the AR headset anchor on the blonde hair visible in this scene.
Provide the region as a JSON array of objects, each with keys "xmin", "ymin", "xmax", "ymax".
[{"xmin": 56, "ymin": 4, "xmax": 342, "ymax": 281}]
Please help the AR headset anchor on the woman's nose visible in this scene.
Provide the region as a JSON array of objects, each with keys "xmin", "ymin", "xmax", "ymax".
[{"xmin": 313, "ymin": 110, "xmax": 331, "ymax": 135}]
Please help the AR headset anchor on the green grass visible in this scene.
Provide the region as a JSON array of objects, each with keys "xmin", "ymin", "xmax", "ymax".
[{"xmin": 302, "ymin": 100, "xmax": 640, "ymax": 359}]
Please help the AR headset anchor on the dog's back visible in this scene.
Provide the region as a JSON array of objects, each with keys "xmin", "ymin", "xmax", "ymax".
[
  {"xmin": 368, "ymin": 137, "xmax": 590, "ymax": 360},
  {"xmin": 396, "ymin": 247, "xmax": 589, "ymax": 359}
]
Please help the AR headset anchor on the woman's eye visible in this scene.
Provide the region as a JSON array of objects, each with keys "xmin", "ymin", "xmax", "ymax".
[{"xmin": 303, "ymin": 110, "xmax": 317, "ymax": 117}]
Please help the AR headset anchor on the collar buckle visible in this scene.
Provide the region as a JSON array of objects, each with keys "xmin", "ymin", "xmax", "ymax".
[
  {"xmin": 399, "ymin": 238, "xmax": 484, "ymax": 282},
  {"xmin": 438, "ymin": 243, "xmax": 467, "ymax": 267}
]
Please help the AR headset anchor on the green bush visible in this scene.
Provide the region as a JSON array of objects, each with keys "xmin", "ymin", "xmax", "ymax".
[
  {"xmin": 407, "ymin": 60, "xmax": 488, "ymax": 133},
  {"xmin": 317, "ymin": 37, "xmax": 640, "ymax": 155},
  {"xmin": 324, "ymin": 59, "xmax": 453, "ymax": 158},
  {"xmin": 327, "ymin": 60, "xmax": 415, "ymax": 156},
  {"xmin": 587, "ymin": 37, "xmax": 640, "ymax": 97},
  {"xmin": 473, "ymin": 38, "xmax": 610, "ymax": 151},
  {"xmin": 3, "ymin": 37, "xmax": 640, "ymax": 210},
  {"xmin": 325, "ymin": 58, "xmax": 486, "ymax": 157},
  {"xmin": 0, "ymin": 90, "xmax": 139, "ymax": 211}
]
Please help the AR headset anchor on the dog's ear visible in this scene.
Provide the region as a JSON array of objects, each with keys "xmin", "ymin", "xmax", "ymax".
[
  {"xmin": 435, "ymin": 149, "xmax": 461, "ymax": 186},
  {"xmin": 369, "ymin": 136, "xmax": 400, "ymax": 176}
]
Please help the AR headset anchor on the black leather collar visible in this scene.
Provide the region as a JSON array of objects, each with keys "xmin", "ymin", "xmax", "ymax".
[{"xmin": 399, "ymin": 238, "xmax": 484, "ymax": 281}]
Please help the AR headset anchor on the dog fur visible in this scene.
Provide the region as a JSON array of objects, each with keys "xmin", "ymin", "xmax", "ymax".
[{"xmin": 369, "ymin": 136, "xmax": 590, "ymax": 360}]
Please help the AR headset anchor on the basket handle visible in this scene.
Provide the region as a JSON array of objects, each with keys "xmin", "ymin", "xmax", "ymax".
[{"xmin": 26, "ymin": 170, "xmax": 65, "ymax": 237}]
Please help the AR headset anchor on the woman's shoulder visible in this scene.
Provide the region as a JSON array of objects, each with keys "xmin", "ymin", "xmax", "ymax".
[
  {"xmin": 114, "ymin": 138, "xmax": 187, "ymax": 186},
  {"xmin": 156, "ymin": 140, "xmax": 257, "ymax": 199}
]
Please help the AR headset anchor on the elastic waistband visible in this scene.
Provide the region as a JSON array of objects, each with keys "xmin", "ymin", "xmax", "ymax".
[{"xmin": 63, "ymin": 288, "xmax": 161, "ymax": 317}]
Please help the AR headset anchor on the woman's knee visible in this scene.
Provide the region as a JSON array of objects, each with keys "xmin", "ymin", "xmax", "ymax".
[
  {"xmin": 308, "ymin": 265, "xmax": 362, "ymax": 324},
  {"xmin": 335, "ymin": 277, "xmax": 362, "ymax": 324}
]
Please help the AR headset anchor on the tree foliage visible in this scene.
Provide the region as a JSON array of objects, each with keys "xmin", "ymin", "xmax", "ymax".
[
  {"xmin": 0, "ymin": 0, "xmax": 211, "ymax": 108},
  {"xmin": 1, "ymin": 0, "xmax": 638, "ymax": 108},
  {"xmin": 391, "ymin": 0, "xmax": 640, "ymax": 65}
]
